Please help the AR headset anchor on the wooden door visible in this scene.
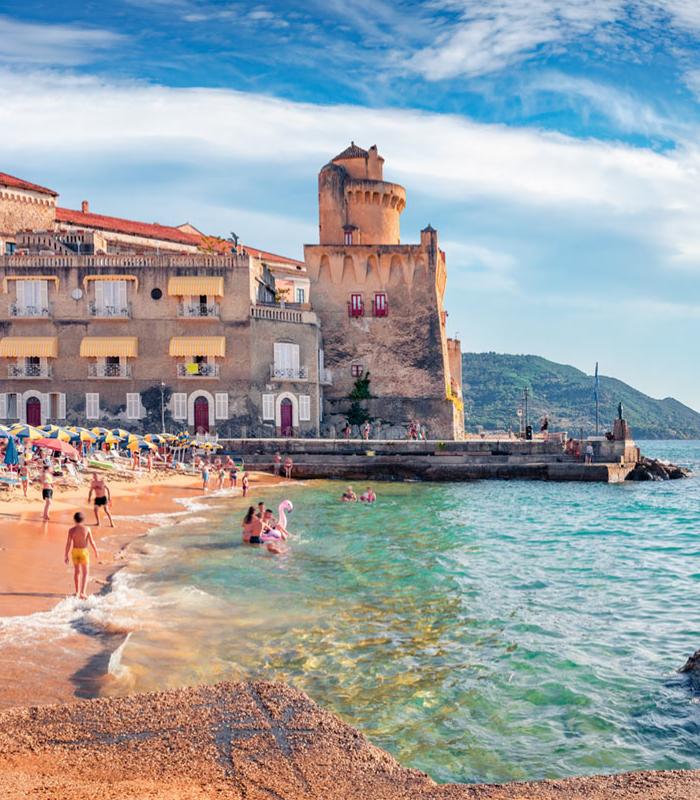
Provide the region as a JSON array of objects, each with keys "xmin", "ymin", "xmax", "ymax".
[
  {"xmin": 280, "ymin": 398, "xmax": 293, "ymax": 436},
  {"xmin": 194, "ymin": 396, "xmax": 209, "ymax": 433},
  {"xmin": 26, "ymin": 396, "xmax": 41, "ymax": 426}
]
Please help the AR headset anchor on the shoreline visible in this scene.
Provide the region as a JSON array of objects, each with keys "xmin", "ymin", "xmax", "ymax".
[{"xmin": 0, "ymin": 467, "xmax": 285, "ymax": 710}]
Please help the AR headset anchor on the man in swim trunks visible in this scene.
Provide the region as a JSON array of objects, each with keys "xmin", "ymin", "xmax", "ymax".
[
  {"xmin": 40, "ymin": 467, "xmax": 54, "ymax": 521},
  {"xmin": 88, "ymin": 472, "xmax": 114, "ymax": 528},
  {"xmin": 64, "ymin": 511, "xmax": 99, "ymax": 599},
  {"xmin": 248, "ymin": 509, "xmax": 264, "ymax": 544}
]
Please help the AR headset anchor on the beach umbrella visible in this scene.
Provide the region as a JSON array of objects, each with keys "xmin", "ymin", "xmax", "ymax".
[
  {"xmin": 3, "ymin": 435, "xmax": 18, "ymax": 466},
  {"xmin": 33, "ymin": 437, "xmax": 80, "ymax": 461},
  {"xmin": 91, "ymin": 426, "xmax": 111, "ymax": 436},
  {"xmin": 9, "ymin": 424, "xmax": 43, "ymax": 440},
  {"xmin": 103, "ymin": 433, "xmax": 122, "ymax": 445},
  {"xmin": 40, "ymin": 425, "xmax": 73, "ymax": 442},
  {"xmin": 144, "ymin": 433, "xmax": 166, "ymax": 444},
  {"xmin": 0, "ymin": 426, "xmax": 11, "ymax": 439},
  {"xmin": 111, "ymin": 428, "xmax": 132, "ymax": 440},
  {"xmin": 68, "ymin": 426, "xmax": 96, "ymax": 442},
  {"xmin": 127, "ymin": 439, "xmax": 157, "ymax": 451}
]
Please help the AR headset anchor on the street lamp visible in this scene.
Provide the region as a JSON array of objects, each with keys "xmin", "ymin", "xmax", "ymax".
[{"xmin": 160, "ymin": 381, "xmax": 166, "ymax": 434}]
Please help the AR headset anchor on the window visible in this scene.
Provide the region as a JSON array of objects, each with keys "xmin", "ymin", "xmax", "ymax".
[
  {"xmin": 151, "ymin": 287, "xmax": 163, "ymax": 300},
  {"xmin": 85, "ymin": 392, "xmax": 100, "ymax": 420},
  {"xmin": 49, "ymin": 393, "xmax": 66, "ymax": 420},
  {"xmin": 348, "ymin": 293, "xmax": 364, "ymax": 317},
  {"xmin": 373, "ymin": 292, "xmax": 388, "ymax": 317},
  {"xmin": 215, "ymin": 392, "xmax": 229, "ymax": 420},
  {"xmin": 5, "ymin": 242, "xmax": 15, "ymax": 255},
  {"xmin": 273, "ymin": 342, "xmax": 301, "ymax": 378},
  {"xmin": 126, "ymin": 393, "xmax": 142, "ymax": 420},
  {"xmin": 94, "ymin": 280, "xmax": 127, "ymax": 314},
  {"xmin": 299, "ymin": 395, "xmax": 311, "ymax": 422},
  {"xmin": 6, "ymin": 393, "xmax": 19, "ymax": 418},
  {"xmin": 262, "ymin": 394, "xmax": 275, "ymax": 421},
  {"xmin": 0, "ymin": 394, "xmax": 6, "ymax": 419},
  {"xmin": 351, "ymin": 364, "xmax": 364, "ymax": 377},
  {"xmin": 344, "ymin": 230, "xmax": 353, "ymax": 246},
  {"xmin": 296, "ymin": 287, "xmax": 305, "ymax": 304},
  {"xmin": 171, "ymin": 392, "xmax": 187, "ymax": 420},
  {"xmin": 16, "ymin": 280, "xmax": 48, "ymax": 314}
]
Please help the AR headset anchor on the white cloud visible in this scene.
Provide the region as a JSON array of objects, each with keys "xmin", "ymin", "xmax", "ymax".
[{"xmin": 0, "ymin": 16, "xmax": 124, "ymax": 66}]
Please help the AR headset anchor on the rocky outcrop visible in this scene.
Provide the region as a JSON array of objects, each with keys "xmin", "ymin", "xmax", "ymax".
[
  {"xmin": 679, "ymin": 649, "xmax": 700, "ymax": 674},
  {"xmin": 625, "ymin": 457, "xmax": 691, "ymax": 481},
  {"xmin": 1, "ymin": 681, "xmax": 699, "ymax": 799}
]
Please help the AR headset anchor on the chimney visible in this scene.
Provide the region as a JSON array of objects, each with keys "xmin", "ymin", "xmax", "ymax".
[{"xmin": 81, "ymin": 200, "xmax": 89, "ymax": 214}]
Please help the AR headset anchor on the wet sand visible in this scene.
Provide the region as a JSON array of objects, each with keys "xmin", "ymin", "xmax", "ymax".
[
  {"xmin": 0, "ymin": 468, "xmax": 282, "ymax": 709},
  {"xmin": 0, "ymin": 681, "xmax": 698, "ymax": 800}
]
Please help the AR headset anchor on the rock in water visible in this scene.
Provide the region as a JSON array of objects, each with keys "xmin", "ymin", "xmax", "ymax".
[
  {"xmin": 626, "ymin": 457, "xmax": 692, "ymax": 482},
  {"xmin": 679, "ymin": 649, "xmax": 700, "ymax": 674}
]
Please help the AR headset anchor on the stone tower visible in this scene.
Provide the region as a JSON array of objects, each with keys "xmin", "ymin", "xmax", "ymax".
[{"xmin": 305, "ymin": 143, "xmax": 463, "ymax": 439}]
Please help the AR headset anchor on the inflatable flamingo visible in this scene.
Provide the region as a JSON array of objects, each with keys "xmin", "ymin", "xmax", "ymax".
[
  {"xmin": 260, "ymin": 499, "xmax": 293, "ymax": 553},
  {"xmin": 277, "ymin": 499, "xmax": 293, "ymax": 532}
]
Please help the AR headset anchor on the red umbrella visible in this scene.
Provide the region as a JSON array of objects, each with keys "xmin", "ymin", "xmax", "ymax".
[{"xmin": 34, "ymin": 438, "xmax": 80, "ymax": 461}]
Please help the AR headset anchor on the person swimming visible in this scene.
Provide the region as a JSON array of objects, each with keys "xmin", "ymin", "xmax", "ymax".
[
  {"xmin": 241, "ymin": 506, "xmax": 256, "ymax": 543},
  {"xmin": 359, "ymin": 486, "xmax": 376, "ymax": 503},
  {"xmin": 341, "ymin": 486, "xmax": 357, "ymax": 502}
]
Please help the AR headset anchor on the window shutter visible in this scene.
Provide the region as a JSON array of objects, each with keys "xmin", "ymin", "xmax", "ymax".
[
  {"xmin": 85, "ymin": 392, "xmax": 100, "ymax": 420},
  {"xmin": 0, "ymin": 394, "xmax": 6, "ymax": 419},
  {"xmin": 94, "ymin": 280, "xmax": 104, "ymax": 309},
  {"xmin": 117, "ymin": 280, "xmax": 127, "ymax": 309},
  {"xmin": 215, "ymin": 392, "xmax": 229, "ymax": 420},
  {"xmin": 171, "ymin": 392, "xmax": 187, "ymax": 420},
  {"xmin": 290, "ymin": 344, "xmax": 300, "ymax": 371},
  {"xmin": 274, "ymin": 342, "xmax": 286, "ymax": 370},
  {"xmin": 15, "ymin": 280, "xmax": 25, "ymax": 308},
  {"xmin": 40, "ymin": 280, "xmax": 48, "ymax": 309},
  {"xmin": 262, "ymin": 394, "xmax": 275, "ymax": 421},
  {"xmin": 299, "ymin": 395, "xmax": 311, "ymax": 421},
  {"xmin": 57, "ymin": 393, "xmax": 66, "ymax": 420},
  {"xmin": 126, "ymin": 393, "xmax": 140, "ymax": 420}
]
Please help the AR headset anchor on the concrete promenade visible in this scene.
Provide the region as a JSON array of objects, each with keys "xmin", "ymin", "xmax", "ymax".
[{"xmin": 220, "ymin": 438, "xmax": 638, "ymax": 483}]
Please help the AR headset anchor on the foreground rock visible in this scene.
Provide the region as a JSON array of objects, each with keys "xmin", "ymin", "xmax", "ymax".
[
  {"xmin": 0, "ymin": 682, "xmax": 698, "ymax": 800},
  {"xmin": 625, "ymin": 457, "xmax": 692, "ymax": 481}
]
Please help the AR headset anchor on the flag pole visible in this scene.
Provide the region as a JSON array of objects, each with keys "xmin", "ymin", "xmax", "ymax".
[{"xmin": 594, "ymin": 361, "xmax": 599, "ymax": 436}]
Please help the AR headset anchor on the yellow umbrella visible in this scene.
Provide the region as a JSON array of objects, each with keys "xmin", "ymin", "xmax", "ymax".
[
  {"xmin": 9, "ymin": 424, "xmax": 43, "ymax": 440},
  {"xmin": 111, "ymin": 428, "xmax": 132, "ymax": 440},
  {"xmin": 69, "ymin": 427, "xmax": 97, "ymax": 442},
  {"xmin": 103, "ymin": 433, "xmax": 122, "ymax": 445},
  {"xmin": 127, "ymin": 439, "xmax": 157, "ymax": 452},
  {"xmin": 91, "ymin": 427, "xmax": 111, "ymax": 436},
  {"xmin": 145, "ymin": 433, "xmax": 166, "ymax": 445},
  {"xmin": 40, "ymin": 425, "xmax": 73, "ymax": 442}
]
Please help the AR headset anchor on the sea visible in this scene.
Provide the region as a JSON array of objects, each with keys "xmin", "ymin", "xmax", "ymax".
[{"xmin": 4, "ymin": 441, "xmax": 700, "ymax": 784}]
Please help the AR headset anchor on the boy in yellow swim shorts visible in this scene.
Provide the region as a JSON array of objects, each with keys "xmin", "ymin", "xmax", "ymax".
[{"xmin": 63, "ymin": 512, "xmax": 99, "ymax": 599}]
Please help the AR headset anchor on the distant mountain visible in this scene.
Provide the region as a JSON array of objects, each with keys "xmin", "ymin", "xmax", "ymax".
[{"xmin": 462, "ymin": 353, "xmax": 700, "ymax": 440}]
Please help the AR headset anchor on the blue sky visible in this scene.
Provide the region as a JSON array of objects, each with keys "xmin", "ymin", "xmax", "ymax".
[{"xmin": 0, "ymin": 2, "xmax": 698, "ymax": 413}]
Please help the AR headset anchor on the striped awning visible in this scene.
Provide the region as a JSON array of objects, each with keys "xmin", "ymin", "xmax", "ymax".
[
  {"xmin": 79, "ymin": 337, "xmax": 138, "ymax": 358},
  {"xmin": 2, "ymin": 275, "xmax": 60, "ymax": 293},
  {"xmin": 169, "ymin": 336, "xmax": 226, "ymax": 357},
  {"xmin": 0, "ymin": 337, "xmax": 58, "ymax": 358},
  {"xmin": 167, "ymin": 276, "xmax": 224, "ymax": 297},
  {"xmin": 83, "ymin": 274, "xmax": 139, "ymax": 291}
]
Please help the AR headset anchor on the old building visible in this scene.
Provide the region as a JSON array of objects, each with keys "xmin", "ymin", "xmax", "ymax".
[{"xmin": 304, "ymin": 144, "xmax": 463, "ymax": 439}]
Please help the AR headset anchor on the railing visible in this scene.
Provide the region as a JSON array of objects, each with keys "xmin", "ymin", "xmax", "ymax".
[
  {"xmin": 0, "ymin": 254, "xmax": 245, "ymax": 268},
  {"xmin": 88, "ymin": 363, "xmax": 132, "ymax": 378},
  {"xmin": 320, "ymin": 367, "xmax": 333, "ymax": 385},
  {"xmin": 177, "ymin": 302, "xmax": 220, "ymax": 318},
  {"xmin": 10, "ymin": 303, "xmax": 50, "ymax": 318},
  {"xmin": 8, "ymin": 364, "xmax": 52, "ymax": 378},
  {"xmin": 251, "ymin": 305, "xmax": 303, "ymax": 323},
  {"xmin": 270, "ymin": 364, "xmax": 308, "ymax": 381},
  {"xmin": 176, "ymin": 363, "xmax": 220, "ymax": 377},
  {"xmin": 88, "ymin": 301, "xmax": 132, "ymax": 318}
]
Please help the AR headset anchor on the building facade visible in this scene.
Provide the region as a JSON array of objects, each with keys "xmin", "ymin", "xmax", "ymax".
[{"xmin": 304, "ymin": 144, "xmax": 463, "ymax": 439}]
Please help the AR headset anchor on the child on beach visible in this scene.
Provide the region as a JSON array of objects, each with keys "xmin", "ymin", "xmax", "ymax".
[
  {"xmin": 19, "ymin": 463, "xmax": 29, "ymax": 497},
  {"xmin": 241, "ymin": 472, "xmax": 249, "ymax": 497},
  {"xmin": 202, "ymin": 462, "xmax": 210, "ymax": 491},
  {"xmin": 64, "ymin": 512, "xmax": 99, "ymax": 599}
]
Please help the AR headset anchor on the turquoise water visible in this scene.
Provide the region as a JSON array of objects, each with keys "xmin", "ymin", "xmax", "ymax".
[{"xmin": 106, "ymin": 441, "xmax": 700, "ymax": 784}]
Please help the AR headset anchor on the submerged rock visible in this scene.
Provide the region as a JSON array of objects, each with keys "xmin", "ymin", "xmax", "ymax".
[
  {"xmin": 625, "ymin": 457, "xmax": 692, "ymax": 482},
  {"xmin": 679, "ymin": 649, "xmax": 700, "ymax": 674}
]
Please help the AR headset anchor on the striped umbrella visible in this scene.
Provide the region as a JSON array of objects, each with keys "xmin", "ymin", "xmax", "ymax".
[
  {"xmin": 128, "ymin": 438, "xmax": 157, "ymax": 451},
  {"xmin": 144, "ymin": 433, "xmax": 166, "ymax": 445},
  {"xmin": 39, "ymin": 425, "xmax": 73, "ymax": 442},
  {"xmin": 9, "ymin": 424, "xmax": 43, "ymax": 440},
  {"xmin": 91, "ymin": 427, "xmax": 111, "ymax": 436},
  {"xmin": 111, "ymin": 428, "xmax": 132, "ymax": 440},
  {"xmin": 68, "ymin": 426, "xmax": 97, "ymax": 442}
]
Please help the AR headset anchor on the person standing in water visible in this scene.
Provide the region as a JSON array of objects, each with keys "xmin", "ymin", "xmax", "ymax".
[
  {"xmin": 88, "ymin": 472, "xmax": 114, "ymax": 528},
  {"xmin": 241, "ymin": 472, "xmax": 250, "ymax": 497},
  {"xmin": 40, "ymin": 466, "xmax": 53, "ymax": 521},
  {"xmin": 284, "ymin": 456, "xmax": 293, "ymax": 479},
  {"xmin": 241, "ymin": 506, "xmax": 256, "ymax": 543},
  {"xmin": 64, "ymin": 512, "xmax": 99, "ymax": 599},
  {"xmin": 201, "ymin": 460, "xmax": 210, "ymax": 491}
]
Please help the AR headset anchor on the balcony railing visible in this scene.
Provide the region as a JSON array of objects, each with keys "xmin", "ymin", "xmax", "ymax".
[
  {"xmin": 251, "ymin": 304, "xmax": 303, "ymax": 323},
  {"xmin": 177, "ymin": 302, "xmax": 220, "ymax": 318},
  {"xmin": 176, "ymin": 362, "xmax": 220, "ymax": 377},
  {"xmin": 88, "ymin": 363, "xmax": 132, "ymax": 378},
  {"xmin": 88, "ymin": 301, "xmax": 132, "ymax": 318},
  {"xmin": 10, "ymin": 303, "xmax": 50, "ymax": 318},
  {"xmin": 320, "ymin": 367, "xmax": 333, "ymax": 385},
  {"xmin": 8, "ymin": 364, "xmax": 52, "ymax": 378},
  {"xmin": 270, "ymin": 364, "xmax": 308, "ymax": 381}
]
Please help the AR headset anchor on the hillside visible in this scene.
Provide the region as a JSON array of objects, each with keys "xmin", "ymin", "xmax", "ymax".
[{"xmin": 462, "ymin": 353, "xmax": 700, "ymax": 440}]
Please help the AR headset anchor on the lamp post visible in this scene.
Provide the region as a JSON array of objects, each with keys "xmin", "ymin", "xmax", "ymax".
[{"xmin": 160, "ymin": 382, "xmax": 166, "ymax": 434}]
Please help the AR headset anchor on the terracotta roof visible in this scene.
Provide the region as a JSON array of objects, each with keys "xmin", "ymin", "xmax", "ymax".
[
  {"xmin": 0, "ymin": 172, "xmax": 57, "ymax": 197},
  {"xmin": 55, "ymin": 207, "xmax": 200, "ymax": 246},
  {"xmin": 332, "ymin": 142, "xmax": 369, "ymax": 161},
  {"xmin": 243, "ymin": 245, "xmax": 304, "ymax": 268}
]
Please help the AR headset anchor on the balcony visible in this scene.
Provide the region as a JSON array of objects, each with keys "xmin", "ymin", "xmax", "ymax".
[
  {"xmin": 177, "ymin": 302, "xmax": 220, "ymax": 318},
  {"xmin": 320, "ymin": 367, "xmax": 333, "ymax": 385},
  {"xmin": 10, "ymin": 303, "xmax": 50, "ymax": 318},
  {"xmin": 176, "ymin": 362, "xmax": 220, "ymax": 378},
  {"xmin": 251, "ymin": 304, "xmax": 303, "ymax": 324},
  {"xmin": 88, "ymin": 363, "xmax": 132, "ymax": 379},
  {"xmin": 8, "ymin": 364, "xmax": 52, "ymax": 379},
  {"xmin": 88, "ymin": 301, "xmax": 131, "ymax": 319},
  {"xmin": 270, "ymin": 364, "xmax": 308, "ymax": 381}
]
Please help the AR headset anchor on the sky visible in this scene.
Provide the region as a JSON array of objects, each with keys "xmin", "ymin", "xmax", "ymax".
[{"xmin": 0, "ymin": 1, "xmax": 698, "ymax": 412}]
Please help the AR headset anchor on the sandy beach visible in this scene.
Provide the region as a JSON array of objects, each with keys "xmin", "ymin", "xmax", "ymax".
[{"xmin": 0, "ymin": 466, "xmax": 282, "ymax": 709}]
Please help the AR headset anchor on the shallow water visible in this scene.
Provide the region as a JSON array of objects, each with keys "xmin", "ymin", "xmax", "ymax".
[{"xmin": 17, "ymin": 442, "xmax": 700, "ymax": 783}]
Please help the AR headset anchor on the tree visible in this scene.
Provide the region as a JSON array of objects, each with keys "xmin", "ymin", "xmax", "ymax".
[
  {"xmin": 141, "ymin": 384, "xmax": 173, "ymax": 430},
  {"xmin": 346, "ymin": 372, "xmax": 372, "ymax": 426}
]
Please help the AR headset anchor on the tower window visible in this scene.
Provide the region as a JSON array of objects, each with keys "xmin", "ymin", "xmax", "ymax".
[
  {"xmin": 351, "ymin": 364, "xmax": 364, "ymax": 377},
  {"xmin": 373, "ymin": 293, "xmax": 388, "ymax": 317},
  {"xmin": 344, "ymin": 230, "xmax": 353, "ymax": 245},
  {"xmin": 348, "ymin": 293, "xmax": 364, "ymax": 317}
]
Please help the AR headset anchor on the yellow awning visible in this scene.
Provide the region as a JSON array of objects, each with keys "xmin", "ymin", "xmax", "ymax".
[
  {"xmin": 169, "ymin": 337, "xmax": 226, "ymax": 357},
  {"xmin": 83, "ymin": 274, "xmax": 139, "ymax": 291},
  {"xmin": 167, "ymin": 276, "xmax": 224, "ymax": 297},
  {"xmin": 79, "ymin": 337, "xmax": 138, "ymax": 358},
  {"xmin": 2, "ymin": 275, "xmax": 60, "ymax": 293},
  {"xmin": 0, "ymin": 337, "xmax": 58, "ymax": 358}
]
